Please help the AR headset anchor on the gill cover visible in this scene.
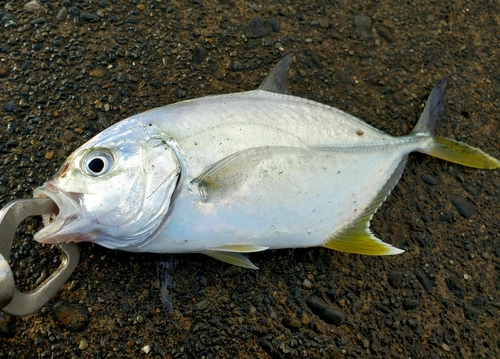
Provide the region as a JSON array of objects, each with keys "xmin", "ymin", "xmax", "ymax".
[{"xmin": 101, "ymin": 137, "xmax": 182, "ymax": 248}]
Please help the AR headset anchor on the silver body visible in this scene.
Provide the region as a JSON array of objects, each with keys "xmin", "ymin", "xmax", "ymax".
[{"xmin": 129, "ymin": 90, "xmax": 422, "ymax": 253}]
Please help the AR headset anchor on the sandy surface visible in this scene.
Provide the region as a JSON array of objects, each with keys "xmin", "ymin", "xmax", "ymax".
[{"xmin": 0, "ymin": 1, "xmax": 499, "ymax": 358}]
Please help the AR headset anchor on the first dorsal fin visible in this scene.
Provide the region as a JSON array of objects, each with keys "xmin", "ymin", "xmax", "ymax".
[
  {"xmin": 258, "ymin": 54, "xmax": 293, "ymax": 94},
  {"xmin": 324, "ymin": 157, "xmax": 407, "ymax": 255}
]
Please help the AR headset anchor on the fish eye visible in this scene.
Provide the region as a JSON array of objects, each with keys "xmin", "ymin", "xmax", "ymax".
[{"xmin": 82, "ymin": 150, "xmax": 114, "ymax": 176}]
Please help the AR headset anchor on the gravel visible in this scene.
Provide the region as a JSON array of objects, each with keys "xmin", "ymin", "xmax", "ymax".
[{"xmin": 0, "ymin": 0, "xmax": 499, "ymax": 358}]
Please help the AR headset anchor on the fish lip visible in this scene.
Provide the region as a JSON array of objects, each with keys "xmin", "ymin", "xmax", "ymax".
[{"xmin": 33, "ymin": 183, "xmax": 84, "ymax": 244}]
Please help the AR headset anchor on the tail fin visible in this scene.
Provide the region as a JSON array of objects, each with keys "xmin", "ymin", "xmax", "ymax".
[{"xmin": 412, "ymin": 77, "xmax": 500, "ymax": 169}]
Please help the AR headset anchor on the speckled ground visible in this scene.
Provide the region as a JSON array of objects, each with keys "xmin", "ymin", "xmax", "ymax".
[{"xmin": 0, "ymin": 1, "xmax": 499, "ymax": 358}]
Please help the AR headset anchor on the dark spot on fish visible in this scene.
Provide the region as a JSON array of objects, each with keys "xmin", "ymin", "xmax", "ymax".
[{"xmin": 356, "ymin": 130, "xmax": 364, "ymax": 136}]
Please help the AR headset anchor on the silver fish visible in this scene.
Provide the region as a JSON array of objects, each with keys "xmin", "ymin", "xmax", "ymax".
[{"xmin": 33, "ymin": 55, "xmax": 500, "ymax": 269}]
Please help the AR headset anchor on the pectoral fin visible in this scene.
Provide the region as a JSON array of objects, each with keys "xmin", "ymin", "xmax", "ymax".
[
  {"xmin": 324, "ymin": 156, "xmax": 407, "ymax": 255},
  {"xmin": 190, "ymin": 146, "xmax": 305, "ymax": 201},
  {"xmin": 203, "ymin": 251, "xmax": 259, "ymax": 270}
]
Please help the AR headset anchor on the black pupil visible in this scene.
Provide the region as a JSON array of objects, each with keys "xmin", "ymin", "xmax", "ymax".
[{"xmin": 88, "ymin": 158, "xmax": 105, "ymax": 173}]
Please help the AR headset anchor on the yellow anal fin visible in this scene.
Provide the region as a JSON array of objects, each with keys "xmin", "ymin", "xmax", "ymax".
[
  {"xmin": 430, "ymin": 136, "xmax": 500, "ymax": 169},
  {"xmin": 324, "ymin": 156, "xmax": 407, "ymax": 256},
  {"xmin": 208, "ymin": 244, "xmax": 269, "ymax": 253},
  {"xmin": 324, "ymin": 223, "xmax": 404, "ymax": 256},
  {"xmin": 203, "ymin": 251, "xmax": 259, "ymax": 269}
]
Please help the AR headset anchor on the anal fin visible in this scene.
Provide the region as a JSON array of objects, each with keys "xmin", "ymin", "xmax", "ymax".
[
  {"xmin": 324, "ymin": 223, "xmax": 404, "ymax": 255},
  {"xmin": 203, "ymin": 251, "xmax": 259, "ymax": 270},
  {"xmin": 324, "ymin": 156, "xmax": 408, "ymax": 256}
]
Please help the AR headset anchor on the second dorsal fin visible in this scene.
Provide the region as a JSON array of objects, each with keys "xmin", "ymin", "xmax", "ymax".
[{"xmin": 258, "ymin": 54, "xmax": 293, "ymax": 94}]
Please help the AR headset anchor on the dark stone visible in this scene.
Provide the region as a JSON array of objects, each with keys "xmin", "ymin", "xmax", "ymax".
[
  {"xmin": 6, "ymin": 139, "xmax": 18, "ymax": 148},
  {"xmin": 0, "ymin": 313, "xmax": 13, "ymax": 337},
  {"xmin": 7, "ymin": 121, "xmax": 16, "ymax": 133},
  {"xmin": 258, "ymin": 337, "xmax": 285, "ymax": 359},
  {"xmin": 80, "ymin": 12, "xmax": 100, "ymax": 22},
  {"xmin": 3, "ymin": 101, "xmax": 16, "ymax": 112},
  {"xmin": 282, "ymin": 317, "xmax": 301, "ymax": 330},
  {"xmin": 445, "ymin": 277, "xmax": 465, "ymax": 299},
  {"xmin": 244, "ymin": 40, "xmax": 260, "ymax": 50},
  {"xmin": 452, "ymin": 197, "xmax": 475, "ymax": 219},
  {"xmin": 351, "ymin": 298, "xmax": 363, "ymax": 314},
  {"xmin": 31, "ymin": 17, "xmax": 47, "ymax": 25},
  {"xmin": 68, "ymin": 6, "xmax": 79, "ymax": 15},
  {"xmin": 463, "ymin": 303, "xmax": 482, "ymax": 320},
  {"xmin": 414, "ymin": 268, "xmax": 433, "ymax": 292},
  {"xmin": 421, "ymin": 174, "xmax": 440, "ymax": 186},
  {"xmin": 462, "ymin": 183, "xmax": 478, "ymax": 196},
  {"xmin": 472, "ymin": 296, "xmax": 485, "ymax": 307},
  {"xmin": 176, "ymin": 89, "xmax": 187, "ymax": 98},
  {"xmin": 403, "ymin": 298, "xmax": 421, "ymax": 310},
  {"xmin": 269, "ymin": 16, "xmax": 280, "ymax": 32},
  {"xmin": 244, "ymin": 17, "xmax": 268, "ymax": 38},
  {"xmin": 376, "ymin": 25, "xmax": 394, "ymax": 43},
  {"xmin": 306, "ymin": 295, "xmax": 345, "ymax": 326},
  {"xmin": 193, "ymin": 46, "xmax": 206, "ymax": 64},
  {"xmin": 126, "ymin": 18, "xmax": 139, "ymax": 24},
  {"xmin": 52, "ymin": 302, "xmax": 89, "ymax": 332},
  {"xmin": 0, "ymin": 11, "xmax": 18, "ymax": 28},
  {"xmin": 353, "ymin": 14, "xmax": 372, "ymax": 32},
  {"xmin": 387, "ymin": 271, "xmax": 403, "ymax": 289},
  {"xmin": 230, "ymin": 61, "xmax": 243, "ymax": 71}
]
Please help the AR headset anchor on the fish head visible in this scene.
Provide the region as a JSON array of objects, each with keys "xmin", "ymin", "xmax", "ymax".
[{"xmin": 33, "ymin": 124, "xmax": 181, "ymax": 249}]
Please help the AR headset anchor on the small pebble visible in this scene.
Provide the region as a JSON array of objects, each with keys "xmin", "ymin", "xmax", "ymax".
[
  {"xmin": 421, "ymin": 174, "xmax": 440, "ymax": 186},
  {"xmin": 79, "ymin": 338, "xmax": 88, "ymax": 350},
  {"xmin": 52, "ymin": 302, "xmax": 89, "ymax": 332},
  {"xmin": 230, "ymin": 61, "xmax": 243, "ymax": 71},
  {"xmin": 403, "ymin": 298, "xmax": 421, "ymax": 310},
  {"xmin": 56, "ymin": 7, "xmax": 69, "ymax": 21},
  {"xmin": 269, "ymin": 16, "xmax": 280, "ymax": 32},
  {"xmin": 306, "ymin": 295, "xmax": 346, "ymax": 326},
  {"xmin": 244, "ymin": 17, "xmax": 268, "ymax": 38},
  {"xmin": 463, "ymin": 303, "xmax": 482, "ymax": 320},
  {"xmin": 472, "ymin": 296, "xmax": 485, "ymax": 307},
  {"xmin": 387, "ymin": 271, "xmax": 403, "ymax": 289},
  {"xmin": 3, "ymin": 101, "xmax": 16, "ymax": 112},
  {"xmin": 302, "ymin": 278, "xmax": 312, "ymax": 289},
  {"xmin": 196, "ymin": 299, "xmax": 208, "ymax": 311},
  {"xmin": 414, "ymin": 268, "xmax": 433, "ymax": 292},
  {"xmin": 282, "ymin": 317, "xmax": 301, "ymax": 330},
  {"xmin": 318, "ymin": 16, "xmax": 330, "ymax": 28},
  {"xmin": 445, "ymin": 277, "xmax": 465, "ymax": 299},
  {"xmin": 452, "ymin": 197, "xmax": 475, "ymax": 219},
  {"xmin": 25, "ymin": 1, "xmax": 44, "ymax": 11},
  {"xmin": 80, "ymin": 12, "xmax": 100, "ymax": 22},
  {"xmin": 353, "ymin": 14, "xmax": 372, "ymax": 32}
]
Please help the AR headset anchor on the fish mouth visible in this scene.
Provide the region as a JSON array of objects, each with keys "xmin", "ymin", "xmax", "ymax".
[{"xmin": 33, "ymin": 183, "xmax": 86, "ymax": 244}]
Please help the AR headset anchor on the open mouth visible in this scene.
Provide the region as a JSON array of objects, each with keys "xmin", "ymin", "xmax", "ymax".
[{"xmin": 33, "ymin": 183, "xmax": 84, "ymax": 244}]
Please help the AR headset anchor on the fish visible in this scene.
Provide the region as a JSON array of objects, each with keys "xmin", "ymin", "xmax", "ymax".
[{"xmin": 32, "ymin": 55, "xmax": 500, "ymax": 269}]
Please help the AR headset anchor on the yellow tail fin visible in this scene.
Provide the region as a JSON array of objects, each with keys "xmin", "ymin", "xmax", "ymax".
[{"xmin": 430, "ymin": 136, "xmax": 500, "ymax": 169}]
